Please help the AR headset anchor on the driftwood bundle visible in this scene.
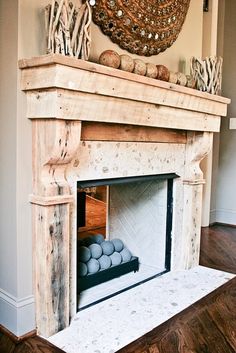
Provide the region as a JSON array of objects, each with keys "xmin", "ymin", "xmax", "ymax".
[
  {"xmin": 45, "ymin": 0, "xmax": 92, "ymax": 60},
  {"xmin": 190, "ymin": 56, "xmax": 223, "ymax": 95}
]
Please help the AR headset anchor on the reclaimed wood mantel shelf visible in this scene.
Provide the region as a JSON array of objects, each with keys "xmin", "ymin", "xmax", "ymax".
[
  {"xmin": 19, "ymin": 54, "xmax": 230, "ymax": 338},
  {"xmin": 19, "ymin": 54, "xmax": 229, "ymax": 131}
]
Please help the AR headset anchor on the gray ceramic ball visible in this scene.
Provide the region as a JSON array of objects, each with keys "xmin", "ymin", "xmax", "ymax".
[
  {"xmin": 101, "ymin": 240, "xmax": 115, "ymax": 256},
  {"xmin": 111, "ymin": 238, "xmax": 124, "ymax": 252},
  {"xmin": 78, "ymin": 238, "xmax": 85, "ymax": 247},
  {"xmin": 78, "ymin": 246, "xmax": 91, "ymax": 263},
  {"xmin": 110, "ymin": 252, "xmax": 122, "ymax": 266},
  {"xmin": 89, "ymin": 243, "xmax": 103, "ymax": 259},
  {"xmin": 78, "ymin": 262, "xmax": 88, "ymax": 277},
  {"xmin": 87, "ymin": 258, "xmax": 100, "ymax": 274},
  {"xmin": 84, "ymin": 236, "xmax": 95, "ymax": 246},
  {"xmin": 98, "ymin": 255, "xmax": 112, "ymax": 270},
  {"xmin": 120, "ymin": 248, "xmax": 132, "ymax": 263},
  {"xmin": 93, "ymin": 234, "xmax": 105, "ymax": 244}
]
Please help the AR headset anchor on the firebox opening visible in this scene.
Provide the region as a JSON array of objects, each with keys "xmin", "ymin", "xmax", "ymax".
[{"xmin": 76, "ymin": 174, "xmax": 177, "ymax": 311}]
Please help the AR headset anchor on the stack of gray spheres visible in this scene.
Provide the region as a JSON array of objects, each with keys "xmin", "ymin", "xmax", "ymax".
[{"xmin": 78, "ymin": 234, "xmax": 133, "ymax": 277}]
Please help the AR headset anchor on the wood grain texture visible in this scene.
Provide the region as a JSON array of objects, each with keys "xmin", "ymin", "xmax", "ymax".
[
  {"xmin": 81, "ymin": 122, "xmax": 187, "ymax": 144},
  {"xmin": 181, "ymin": 132, "xmax": 213, "ymax": 268},
  {"xmin": 31, "ymin": 119, "xmax": 82, "ymax": 337},
  {"xmin": 25, "ymin": 89, "xmax": 222, "ymax": 133},
  {"xmin": 18, "ymin": 54, "xmax": 230, "ymax": 106},
  {"xmin": 78, "ymin": 195, "xmax": 106, "ymax": 233},
  {"xmin": 0, "ymin": 332, "xmax": 65, "ymax": 353},
  {"xmin": 21, "ymin": 64, "xmax": 228, "ymax": 118},
  {"xmin": 200, "ymin": 224, "xmax": 236, "ymax": 273}
]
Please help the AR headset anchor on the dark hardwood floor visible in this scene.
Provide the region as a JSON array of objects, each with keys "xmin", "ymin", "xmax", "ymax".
[
  {"xmin": 200, "ymin": 224, "xmax": 236, "ymax": 274},
  {"xmin": 117, "ymin": 224, "xmax": 236, "ymax": 353},
  {"xmin": 1, "ymin": 224, "xmax": 235, "ymax": 353},
  {"xmin": 0, "ymin": 329, "xmax": 65, "ymax": 353}
]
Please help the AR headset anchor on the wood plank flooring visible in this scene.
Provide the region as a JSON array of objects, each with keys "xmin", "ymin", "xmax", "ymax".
[
  {"xmin": 117, "ymin": 224, "xmax": 236, "ymax": 353},
  {"xmin": 1, "ymin": 224, "xmax": 235, "ymax": 353},
  {"xmin": 200, "ymin": 224, "xmax": 236, "ymax": 273},
  {"xmin": 0, "ymin": 329, "xmax": 65, "ymax": 353}
]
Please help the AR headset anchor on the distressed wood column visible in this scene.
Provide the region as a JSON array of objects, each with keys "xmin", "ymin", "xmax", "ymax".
[
  {"xmin": 182, "ymin": 131, "xmax": 213, "ymax": 269},
  {"xmin": 31, "ymin": 119, "xmax": 81, "ymax": 337}
]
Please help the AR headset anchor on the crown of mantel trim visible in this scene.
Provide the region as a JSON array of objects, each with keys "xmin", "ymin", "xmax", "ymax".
[{"xmin": 19, "ymin": 54, "xmax": 230, "ymax": 133}]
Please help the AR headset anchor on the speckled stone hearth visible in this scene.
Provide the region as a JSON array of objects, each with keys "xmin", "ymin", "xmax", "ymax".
[
  {"xmin": 48, "ymin": 266, "xmax": 235, "ymax": 353},
  {"xmin": 19, "ymin": 54, "xmax": 230, "ymax": 337}
]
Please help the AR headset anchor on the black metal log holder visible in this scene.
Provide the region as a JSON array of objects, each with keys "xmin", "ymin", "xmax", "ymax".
[{"xmin": 78, "ymin": 256, "xmax": 139, "ymax": 292}]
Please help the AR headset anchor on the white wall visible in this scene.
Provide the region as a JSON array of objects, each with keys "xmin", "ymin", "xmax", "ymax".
[
  {"xmin": 200, "ymin": 0, "xmax": 220, "ymax": 227},
  {"xmin": 0, "ymin": 0, "xmax": 19, "ymax": 333},
  {"xmin": 0, "ymin": 0, "xmax": 204, "ymax": 335},
  {"xmin": 0, "ymin": 0, "xmax": 49, "ymax": 336},
  {"xmin": 215, "ymin": 0, "xmax": 236, "ymax": 225}
]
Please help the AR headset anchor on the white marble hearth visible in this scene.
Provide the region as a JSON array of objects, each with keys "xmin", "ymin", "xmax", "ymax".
[{"xmin": 49, "ymin": 266, "xmax": 235, "ymax": 353}]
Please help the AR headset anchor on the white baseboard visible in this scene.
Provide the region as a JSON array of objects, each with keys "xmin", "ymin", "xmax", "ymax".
[
  {"xmin": 210, "ymin": 208, "xmax": 236, "ymax": 226},
  {"xmin": 210, "ymin": 209, "xmax": 217, "ymax": 224},
  {"xmin": 0, "ymin": 288, "xmax": 35, "ymax": 336}
]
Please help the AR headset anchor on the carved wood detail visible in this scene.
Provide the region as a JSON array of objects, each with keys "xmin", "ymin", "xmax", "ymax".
[
  {"xmin": 31, "ymin": 119, "xmax": 81, "ymax": 337},
  {"xmin": 182, "ymin": 131, "xmax": 213, "ymax": 269}
]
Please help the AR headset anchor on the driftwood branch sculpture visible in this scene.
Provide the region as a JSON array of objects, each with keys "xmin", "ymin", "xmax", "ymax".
[
  {"xmin": 45, "ymin": 0, "xmax": 92, "ymax": 60},
  {"xmin": 190, "ymin": 56, "xmax": 223, "ymax": 95}
]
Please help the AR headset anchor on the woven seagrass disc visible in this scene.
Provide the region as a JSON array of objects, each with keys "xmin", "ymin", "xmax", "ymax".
[{"xmin": 92, "ymin": 0, "xmax": 191, "ymax": 56}]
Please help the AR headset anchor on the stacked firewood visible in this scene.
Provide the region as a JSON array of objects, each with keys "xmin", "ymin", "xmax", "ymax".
[
  {"xmin": 45, "ymin": 0, "xmax": 92, "ymax": 60},
  {"xmin": 190, "ymin": 56, "xmax": 223, "ymax": 95}
]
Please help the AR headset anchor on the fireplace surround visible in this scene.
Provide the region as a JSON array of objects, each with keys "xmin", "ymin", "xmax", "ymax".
[{"xmin": 19, "ymin": 54, "xmax": 230, "ymax": 337}]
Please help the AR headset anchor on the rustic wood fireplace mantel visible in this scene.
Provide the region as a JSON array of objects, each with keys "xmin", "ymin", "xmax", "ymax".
[{"xmin": 19, "ymin": 54, "xmax": 230, "ymax": 337}]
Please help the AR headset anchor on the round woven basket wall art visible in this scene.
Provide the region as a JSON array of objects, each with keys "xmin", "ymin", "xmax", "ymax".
[{"xmin": 92, "ymin": 0, "xmax": 191, "ymax": 56}]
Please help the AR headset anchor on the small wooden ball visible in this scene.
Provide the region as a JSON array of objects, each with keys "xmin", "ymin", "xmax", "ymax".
[
  {"xmin": 133, "ymin": 59, "xmax": 146, "ymax": 76},
  {"xmin": 146, "ymin": 63, "xmax": 158, "ymax": 78},
  {"xmin": 169, "ymin": 71, "xmax": 178, "ymax": 84},
  {"xmin": 177, "ymin": 72, "xmax": 187, "ymax": 86},
  {"xmin": 99, "ymin": 50, "xmax": 121, "ymax": 69},
  {"xmin": 156, "ymin": 65, "xmax": 170, "ymax": 81},
  {"xmin": 120, "ymin": 54, "xmax": 134, "ymax": 72}
]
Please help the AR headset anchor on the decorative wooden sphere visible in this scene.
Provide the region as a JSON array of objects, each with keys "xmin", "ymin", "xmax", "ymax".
[
  {"xmin": 99, "ymin": 50, "xmax": 121, "ymax": 69},
  {"xmin": 156, "ymin": 65, "xmax": 170, "ymax": 81},
  {"xmin": 120, "ymin": 54, "xmax": 135, "ymax": 72},
  {"xmin": 146, "ymin": 63, "xmax": 158, "ymax": 78},
  {"xmin": 133, "ymin": 59, "xmax": 146, "ymax": 76},
  {"xmin": 169, "ymin": 71, "xmax": 178, "ymax": 84}
]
